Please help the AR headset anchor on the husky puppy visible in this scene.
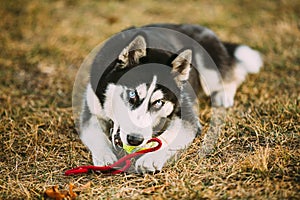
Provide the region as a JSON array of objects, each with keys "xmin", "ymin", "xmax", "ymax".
[{"xmin": 79, "ymin": 24, "xmax": 262, "ymax": 173}]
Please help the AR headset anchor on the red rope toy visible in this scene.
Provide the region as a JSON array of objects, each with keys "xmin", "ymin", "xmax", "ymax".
[{"xmin": 64, "ymin": 138, "xmax": 162, "ymax": 176}]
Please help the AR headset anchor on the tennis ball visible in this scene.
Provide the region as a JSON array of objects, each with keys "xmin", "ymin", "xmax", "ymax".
[
  {"xmin": 123, "ymin": 144, "xmax": 138, "ymax": 154},
  {"xmin": 123, "ymin": 142, "xmax": 157, "ymax": 154}
]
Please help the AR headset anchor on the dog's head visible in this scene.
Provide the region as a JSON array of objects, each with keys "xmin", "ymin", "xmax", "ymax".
[{"xmin": 100, "ymin": 35, "xmax": 193, "ymax": 147}]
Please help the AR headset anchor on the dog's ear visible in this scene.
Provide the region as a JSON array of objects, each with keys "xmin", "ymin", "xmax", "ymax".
[
  {"xmin": 117, "ymin": 35, "xmax": 146, "ymax": 68},
  {"xmin": 171, "ymin": 49, "xmax": 192, "ymax": 87}
]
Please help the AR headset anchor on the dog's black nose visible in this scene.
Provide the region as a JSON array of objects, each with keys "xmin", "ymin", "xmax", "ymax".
[{"xmin": 127, "ymin": 134, "xmax": 144, "ymax": 146}]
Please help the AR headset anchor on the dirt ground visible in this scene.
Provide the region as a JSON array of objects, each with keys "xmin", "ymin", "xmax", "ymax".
[{"xmin": 0, "ymin": 0, "xmax": 299, "ymax": 199}]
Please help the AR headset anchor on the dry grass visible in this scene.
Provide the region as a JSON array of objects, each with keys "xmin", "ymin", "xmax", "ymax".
[{"xmin": 0, "ymin": 0, "xmax": 299, "ymax": 199}]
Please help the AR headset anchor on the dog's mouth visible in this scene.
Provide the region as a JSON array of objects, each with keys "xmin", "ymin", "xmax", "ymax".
[
  {"xmin": 111, "ymin": 129, "xmax": 149, "ymax": 150},
  {"xmin": 111, "ymin": 118, "xmax": 170, "ymax": 149}
]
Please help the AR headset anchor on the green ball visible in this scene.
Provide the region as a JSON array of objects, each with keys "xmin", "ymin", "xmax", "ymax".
[
  {"xmin": 123, "ymin": 144, "xmax": 138, "ymax": 154},
  {"xmin": 123, "ymin": 142, "xmax": 156, "ymax": 154}
]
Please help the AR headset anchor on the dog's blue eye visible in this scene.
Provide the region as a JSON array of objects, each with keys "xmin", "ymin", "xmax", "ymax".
[
  {"xmin": 128, "ymin": 90, "xmax": 140, "ymax": 108},
  {"xmin": 153, "ymin": 100, "xmax": 164, "ymax": 109},
  {"xmin": 129, "ymin": 90, "xmax": 136, "ymax": 99}
]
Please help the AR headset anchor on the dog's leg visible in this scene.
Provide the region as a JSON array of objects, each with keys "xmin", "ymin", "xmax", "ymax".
[
  {"xmin": 202, "ymin": 44, "xmax": 263, "ymax": 107},
  {"xmin": 217, "ymin": 45, "xmax": 263, "ymax": 107},
  {"xmin": 135, "ymin": 118, "xmax": 197, "ymax": 173},
  {"xmin": 211, "ymin": 82, "xmax": 238, "ymax": 107},
  {"xmin": 80, "ymin": 115, "xmax": 117, "ymax": 166},
  {"xmin": 79, "ymin": 83, "xmax": 117, "ymax": 166}
]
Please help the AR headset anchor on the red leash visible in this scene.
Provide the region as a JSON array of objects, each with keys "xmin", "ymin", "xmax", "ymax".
[{"xmin": 64, "ymin": 138, "xmax": 162, "ymax": 176}]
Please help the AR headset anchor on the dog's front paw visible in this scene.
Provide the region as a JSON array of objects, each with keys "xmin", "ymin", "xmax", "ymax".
[
  {"xmin": 212, "ymin": 83, "xmax": 237, "ymax": 108},
  {"xmin": 92, "ymin": 150, "xmax": 117, "ymax": 166},
  {"xmin": 135, "ymin": 151, "xmax": 168, "ymax": 173},
  {"xmin": 212, "ymin": 90, "xmax": 234, "ymax": 107}
]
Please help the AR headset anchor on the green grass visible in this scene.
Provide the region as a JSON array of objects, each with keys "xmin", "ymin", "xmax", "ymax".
[{"xmin": 0, "ymin": 0, "xmax": 299, "ymax": 199}]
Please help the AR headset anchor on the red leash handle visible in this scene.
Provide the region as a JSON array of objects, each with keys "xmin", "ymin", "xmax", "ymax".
[{"xmin": 64, "ymin": 138, "xmax": 162, "ymax": 176}]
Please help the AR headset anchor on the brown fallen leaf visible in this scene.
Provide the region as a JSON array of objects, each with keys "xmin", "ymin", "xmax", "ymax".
[
  {"xmin": 68, "ymin": 183, "xmax": 77, "ymax": 199},
  {"xmin": 44, "ymin": 183, "xmax": 77, "ymax": 200},
  {"xmin": 44, "ymin": 185, "xmax": 68, "ymax": 200}
]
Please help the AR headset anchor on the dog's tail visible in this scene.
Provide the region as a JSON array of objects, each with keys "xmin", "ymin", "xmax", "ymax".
[{"xmin": 223, "ymin": 42, "xmax": 263, "ymax": 74}]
